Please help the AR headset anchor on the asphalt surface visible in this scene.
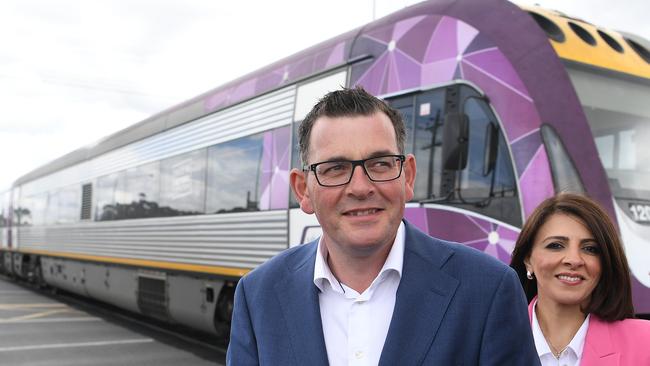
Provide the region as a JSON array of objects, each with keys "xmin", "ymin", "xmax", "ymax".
[{"xmin": 0, "ymin": 276, "xmax": 226, "ymax": 366}]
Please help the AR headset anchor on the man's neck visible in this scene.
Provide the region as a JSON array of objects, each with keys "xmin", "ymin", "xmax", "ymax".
[{"xmin": 325, "ymin": 241, "xmax": 393, "ymax": 294}]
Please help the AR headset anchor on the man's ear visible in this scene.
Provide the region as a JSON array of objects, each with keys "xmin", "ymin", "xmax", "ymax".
[
  {"xmin": 290, "ymin": 168, "xmax": 314, "ymax": 214},
  {"xmin": 403, "ymin": 154, "xmax": 416, "ymax": 202}
]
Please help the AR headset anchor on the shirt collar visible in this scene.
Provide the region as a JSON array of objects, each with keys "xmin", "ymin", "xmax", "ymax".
[
  {"xmin": 531, "ymin": 298, "xmax": 590, "ymax": 360},
  {"xmin": 313, "ymin": 221, "xmax": 405, "ymax": 293}
]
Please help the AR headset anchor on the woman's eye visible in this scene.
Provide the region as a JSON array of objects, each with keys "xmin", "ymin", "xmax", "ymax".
[
  {"xmin": 583, "ymin": 245, "xmax": 601, "ymax": 255},
  {"xmin": 545, "ymin": 242, "xmax": 563, "ymax": 249}
]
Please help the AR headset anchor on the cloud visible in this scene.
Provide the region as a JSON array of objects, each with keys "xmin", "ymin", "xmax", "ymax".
[{"xmin": 1, "ymin": 0, "xmax": 647, "ymax": 194}]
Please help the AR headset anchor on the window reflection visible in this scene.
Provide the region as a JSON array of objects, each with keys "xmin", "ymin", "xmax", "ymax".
[
  {"xmin": 160, "ymin": 150, "xmax": 207, "ymax": 216},
  {"xmin": 387, "ymin": 85, "xmax": 521, "ymax": 226},
  {"xmin": 95, "ymin": 172, "xmax": 122, "ymax": 221},
  {"xmin": 588, "ymin": 110, "xmax": 650, "ymax": 200},
  {"xmin": 207, "ymin": 134, "xmax": 263, "ymax": 213},
  {"xmin": 460, "ymin": 93, "xmax": 519, "ymax": 225},
  {"xmin": 461, "ymin": 98, "xmax": 495, "ymax": 197},
  {"xmin": 413, "ymin": 91, "xmax": 445, "ymax": 200},
  {"xmin": 58, "ymin": 186, "xmax": 81, "ymax": 224},
  {"xmin": 117, "ymin": 162, "xmax": 161, "ymax": 219},
  {"xmin": 45, "ymin": 191, "xmax": 59, "ymax": 225}
]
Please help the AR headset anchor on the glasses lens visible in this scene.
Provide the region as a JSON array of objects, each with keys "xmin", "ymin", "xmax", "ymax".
[
  {"xmin": 315, "ymin": 161, "xmax": 353, "ymax": 186},
  {"xmin": 365, "ymin": 156, "xmax": 401, "ymax": 181}
]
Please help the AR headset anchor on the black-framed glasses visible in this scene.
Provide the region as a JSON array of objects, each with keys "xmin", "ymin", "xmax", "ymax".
[{"xmin": 303, "ymin": 154, "xmax": 405, "ymax": 187}]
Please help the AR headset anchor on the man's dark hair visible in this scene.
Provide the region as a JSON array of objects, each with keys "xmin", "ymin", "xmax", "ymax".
[
  {"xmin": 298, "ymin": 86, "xmax": 405, "ymax": 165},
  {"xmin": 510, "ymin": 192, "xmax": 635, "ymax": 321}
]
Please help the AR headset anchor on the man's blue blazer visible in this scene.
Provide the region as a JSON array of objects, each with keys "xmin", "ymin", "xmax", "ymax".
[{"xmin": 227, "ymin": 220, "xmax": 540, "ymax": 365}]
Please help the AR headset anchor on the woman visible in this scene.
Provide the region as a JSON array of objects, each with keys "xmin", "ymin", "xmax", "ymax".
[{"xmin": 511, "ymin": 193, "xmax": 650, "ymax": 365}]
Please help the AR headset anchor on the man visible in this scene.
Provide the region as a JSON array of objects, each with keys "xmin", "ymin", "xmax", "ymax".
[{"xmin": 227, "ymin": 87, "xmax": 539, "ymax": 365}]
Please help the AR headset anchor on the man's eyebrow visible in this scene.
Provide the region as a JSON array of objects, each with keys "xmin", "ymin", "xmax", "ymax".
[
  {"xmin": 368, "ymin": 150, "xmax": 397, "ymax": 158},
  {"xmin": 320, "ymin": 151, "xmax": 398, "ymax": 162}
]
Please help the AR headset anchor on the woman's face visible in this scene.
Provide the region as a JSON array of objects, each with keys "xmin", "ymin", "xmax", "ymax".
[{"xmin": 525, "ymin": 213, "xmax": 602, "ymax": 309}]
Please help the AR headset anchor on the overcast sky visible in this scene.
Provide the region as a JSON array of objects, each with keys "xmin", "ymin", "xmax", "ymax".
[{"xmin": 1, "ymin": 0, "xmax": 649, "ymax": 192}]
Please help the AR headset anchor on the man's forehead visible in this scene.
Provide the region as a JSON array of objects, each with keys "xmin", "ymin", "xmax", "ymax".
[
  {"xmin": 309, "ymin": 112, "xmax": 394, "ymax": 138},
  {"xmin": 309, "ymin": 113, "xmax": 397, "ymax": 156},
  {"xmin": 313, "ymin": 111, "xmax": 389, "ymax": 124},
  {"xmin": 315, "ymin": 150, "xmax": 397, "ymax": 162}
]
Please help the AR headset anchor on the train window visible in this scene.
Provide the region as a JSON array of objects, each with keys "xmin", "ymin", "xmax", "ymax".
[
  {"xmin": 527, "ymin": 11, "xmax": 565, "ymax": 43},
  {"xmin": 461, "ymin": 98, "xmax": 495, "ymax": 197},
  {"xmin": 597, "ymin": 30, "xmax": 624, "ymax": 53},
  {"xmin": 541, "ymin": 124, "xmax": 585, "ymax": 193},
  {"xmin": 413, "ymin": 90, "xmax": 446, "ymax": 200},
  {"xmin": 568, "ymin": 22, "xmax": 597, "ymax": 46},
  {"xmin": 386, "ymin": 89, "xmax": 446, "ymax": 201},
  {"xmin": 117, "ymin": 162, "xmax": 161, "ymax": 219},
  {"xmin": 206, "ymin": 133, "xmax": 263, "ymax": 214},
  {"xmin": 625, "ymin": 37, "xmax": 650, "ymax": 64},
  {"xmin": 160, "ymin": 149, "xmax": 207, "ymax": 216},
  {"xmin": 95, "ymin": 172, "xmax": 124, "ymax": 221},
  {"xmin": 456, "ymin": 91, "xmax": 520, "ymax": 226},
  {"xmin": 20, "ymin": 194, "xmax": 46, "ymax": 226},
  {"xmin": 58, "ymin": 186, "xmax": 81, "ymax": 224},
  {"xmin": 389, "ymin": 96, "xmax": 416, "ymax": 162},
  {"xmin": 45, "ymin": 191, "xmax": 60, "ymax": 225},
  {"xmin": 390, "ymin": 85, "xmax": 521, "ymax": 226}
]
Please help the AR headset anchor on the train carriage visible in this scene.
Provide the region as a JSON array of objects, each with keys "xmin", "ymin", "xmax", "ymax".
[{"xmin": 1, "ymin": 0, "xmax": 649, "ymax": 339}]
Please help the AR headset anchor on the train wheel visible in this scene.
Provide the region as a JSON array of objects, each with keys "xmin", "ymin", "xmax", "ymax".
[{"xmin": 214, "ymin": 281, "xmax": 235, "ymax": 342}]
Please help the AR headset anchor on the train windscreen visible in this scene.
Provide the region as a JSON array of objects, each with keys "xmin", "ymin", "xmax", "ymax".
[{"xmin": 567, "ymin": 66, "xmax": 650, "ymax": 202}]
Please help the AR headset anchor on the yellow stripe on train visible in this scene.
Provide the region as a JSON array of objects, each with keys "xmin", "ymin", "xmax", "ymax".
[{"xmin": 12, "ymin": 248, "xmax": 251, "ymax": 278}]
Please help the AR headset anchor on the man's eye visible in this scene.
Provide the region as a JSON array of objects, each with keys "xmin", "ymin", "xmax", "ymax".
[
  {"xmin": 321, "ymin": 163, "xmax": 347, "ymax": 175},
  {"xmin": 368, "ymin": 159, "xmax": 394, "ymax": 170}
]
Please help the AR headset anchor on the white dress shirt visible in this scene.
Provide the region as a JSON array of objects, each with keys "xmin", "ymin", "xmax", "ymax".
[
  {"xmin": 313, "ymin": 222, "xmax": 404, "ymax": 366},
  {"xmin": 531, "ymin": 299, "xmax": 590, "ymax": 366}
]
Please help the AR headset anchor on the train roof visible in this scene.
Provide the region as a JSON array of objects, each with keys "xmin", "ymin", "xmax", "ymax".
[
  {"xmin": 13, "ymin": 0, "xmax": 650, "ymax": 188},
  {"xmin": 520, "ymin": 5, "xmax": 650, "ymax": 79}
]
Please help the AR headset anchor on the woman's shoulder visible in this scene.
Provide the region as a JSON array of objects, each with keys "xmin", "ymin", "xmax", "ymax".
[{"xmin": 592, "ymin": 315, "xmax": 650, "ymax": 336}]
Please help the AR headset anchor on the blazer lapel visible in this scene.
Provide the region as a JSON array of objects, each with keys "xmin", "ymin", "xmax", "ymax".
[
  {"xmin": 379, "ymin": 224, "xmax": 459, "ymax": 366},
  {"xmin": 581, "ymin": 316, "xmax": 619, "ymax": 366},
  {"xmin": 274, "ymin": 243, "xmax": 328, "ymax": 366}
]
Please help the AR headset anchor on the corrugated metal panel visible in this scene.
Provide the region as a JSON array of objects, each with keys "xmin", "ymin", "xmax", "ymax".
[
  {"xmin": 21, "ymin": 86, "xmax": 296, "ymax": 196},
  {"xmin": 17, "ymin": 210, "xmax": 288, "ymax": 270}
]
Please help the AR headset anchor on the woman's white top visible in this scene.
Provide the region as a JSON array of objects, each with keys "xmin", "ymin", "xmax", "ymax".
[{"xmin": 531, "ymin": 299, "xmax": 590, "ymax": 366}]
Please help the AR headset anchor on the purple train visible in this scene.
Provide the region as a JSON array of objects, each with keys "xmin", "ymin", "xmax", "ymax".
[{"xmin": 1, "ymin": 0, "xmax": 649, "ymax": 339}]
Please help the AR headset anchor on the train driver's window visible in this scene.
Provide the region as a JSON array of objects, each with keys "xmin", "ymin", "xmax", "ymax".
[{"xmin": 458, "ymin": 90, "xmax": 521, "ymax": 226}]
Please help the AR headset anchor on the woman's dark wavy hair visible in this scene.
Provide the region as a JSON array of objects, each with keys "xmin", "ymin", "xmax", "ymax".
[{"xmin": 510, "ymin": 193, "xmax": 635, "ymax": 321}]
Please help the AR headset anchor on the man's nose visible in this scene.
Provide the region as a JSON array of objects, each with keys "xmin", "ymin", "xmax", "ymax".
[{"xmin": 346, "ymin": 165, "xmax": 373, "ymax": 196}]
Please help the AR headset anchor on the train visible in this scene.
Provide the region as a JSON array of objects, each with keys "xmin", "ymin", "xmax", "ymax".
[{"xmin": 2, "ymin": 0, "xmax": 650, "ymax": 340}]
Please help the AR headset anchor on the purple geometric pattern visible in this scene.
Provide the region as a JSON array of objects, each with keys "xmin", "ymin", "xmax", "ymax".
[
  {"xmin": 204, "ymin": 37, "xmax": 351, "ymax": 112},
  {"xmin": 405, "ymin": 207, "xmax": 520, "ymax": 263},
  {"xmin": 350, "ymin": 15, "xmax": 552, "ymax": 219},
  {"xmin": 519, "ymin": 145, "xmax": 555, "ymax": 217},
  {"xmin": 259, "ymin": 126, "xmax": 291, "ymax": 210}
]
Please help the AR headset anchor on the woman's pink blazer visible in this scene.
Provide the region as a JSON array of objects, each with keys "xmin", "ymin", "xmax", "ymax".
[{"xmin": 528, "ymin": 300, "xmax": 650, "ymax": 365}]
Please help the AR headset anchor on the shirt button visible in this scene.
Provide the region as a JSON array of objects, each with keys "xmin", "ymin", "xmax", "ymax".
[{"xmin": 355, "ymin": 350, "xmax": 365, "ymax": 359}]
